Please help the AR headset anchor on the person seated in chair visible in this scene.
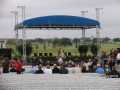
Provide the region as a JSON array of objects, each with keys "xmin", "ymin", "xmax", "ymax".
[
  {"xmin": 95, "ymin": 64, "xmax": 104, "ymax": 74},
  {"xmin": 52, "ymin": 64, "xmax": 60, "ymax": 74},
  {"xmin": 35, "ymin": 64, "xmax": 44, "ymax": 74},
  {"xmin": 10, "ymin": 67, "xmax": 16, "ymax": 72},
  {"xmin": 59, "ymin": 65, "xmax": 68, "ymax": 74},
  {"xmin": 15, "ymin": 59, "xmax": 23, "ymax": 74},
  {"xmin": 2, "ymin": 58, "xmax": 9, "ymax": 73},
  {"xmin": 10, "ymin": 58, "xmax": 16, "ymax": 72},
  {"xmin": 44, "ymin": 64, "xmax": 52, "ymax": 74},
  {"xmin": 109, "ymin": 66, "xmax": 120, "ymax": 78},
  {"xmin": 104, "ymin": 64, "xmax": 111, "ymax": 78}
]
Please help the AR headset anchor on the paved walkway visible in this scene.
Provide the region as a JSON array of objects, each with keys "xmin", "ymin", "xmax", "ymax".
[{"xmin": 0, "ymin": 73, "xmax": 120, "ymax": 90}]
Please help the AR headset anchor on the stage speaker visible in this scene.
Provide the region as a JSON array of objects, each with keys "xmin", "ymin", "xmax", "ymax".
[{"xmin": 0, "ymin": 48, "xmax": 12, "ymax": 59}]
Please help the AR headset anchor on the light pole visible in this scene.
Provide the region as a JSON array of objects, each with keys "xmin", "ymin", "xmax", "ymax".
[
  {"xmin": 11, "ymin": 11, "xmax": 19, "ymax": 48},
  {"xmin": 81, "ymin": 10, "xmax": 88, "ymax": 44},
  {"xmin": 17, "ymin": 5, "xmax": 26, "ymax": 61},
  {"xmin": 95, "ymin": 8, "xmax": 103, "ymax": 57}
]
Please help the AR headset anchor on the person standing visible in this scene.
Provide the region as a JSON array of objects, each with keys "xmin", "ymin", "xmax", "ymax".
[
  {"xmin": 35, "ymin": 64, "xmax": 44, "ymax": 74},
  {"xmin": 59, "ymin": 65, "xmax": 68, "ymax": 74}
]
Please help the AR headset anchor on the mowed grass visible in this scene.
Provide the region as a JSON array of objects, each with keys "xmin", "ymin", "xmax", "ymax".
[{"xmin": 101, "ymin": 42, "xmax": 120, "ymax": 54}]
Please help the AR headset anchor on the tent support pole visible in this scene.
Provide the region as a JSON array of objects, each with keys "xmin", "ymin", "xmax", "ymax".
[
  {"xmin": 15, "ymin": 29, "xmax": 19, "ymax": 47},
  {"xmin": 82, "ymin": 28, "xmax": 86, "ymax": 44},
  {"xmin": 95, "ymin": 8, "xmax": 102, "ymax": 58},
  {"xmin": 96, "ymin": 27, "xmax": 101, "ymax": 58},
  {"xmin": 22, "ymin": 28, "xmax": 26, "ymax": 61}
]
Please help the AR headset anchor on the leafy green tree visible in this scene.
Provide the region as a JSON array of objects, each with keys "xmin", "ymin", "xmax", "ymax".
[
  {"xmin": 90, "ymin": 44, "xmax": 98, "ymax": 56},
  {"xmin": 53, "ymin": 38, "xmax": 72, "ymax": 47},
  {"xmin": 78, "ymin": 45, "xmax": 89, "ymax": 57},
  {"xmin": 102, "ymin": 37, "xmax": 111, "ymax": 43},
  {"xmin": 52, "ymin": 38, "xmax": 60, "ymax": 47},
  {"xmin": 60, "ymin": 38, "xmax": 72, "ymax": 46},
  {"xmin": 113, "ymin": 38, "xmax": 120, "ymax": 42},
  {"xmin": 17, "ymin": 42, "xmax": 32, "ymax": 56}
]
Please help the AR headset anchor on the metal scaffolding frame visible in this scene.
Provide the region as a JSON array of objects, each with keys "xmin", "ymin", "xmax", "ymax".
[
  {"xmin": 12, "ymin": 6, "xmax": 27, "ymax": 61},
  {"xmin": 13, "ymin": 13, "xmax": 101, "ymax": 61}
]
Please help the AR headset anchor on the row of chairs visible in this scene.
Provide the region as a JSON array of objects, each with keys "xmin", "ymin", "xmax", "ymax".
[{"xmin": 34, "ymin": 52, "xmax": 72, "ymax": 57}]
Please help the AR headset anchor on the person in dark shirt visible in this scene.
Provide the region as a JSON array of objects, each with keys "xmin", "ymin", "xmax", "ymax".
[
  {"xmin": 59, "ymin": 65, "xmax": 68, "ymax": 74},
  {"xmin": 10, "ymin": 58, "xmax": 17, "ymax": 72},
  {"xmin": 104, "ymin": 64, "xmax": 111, "ymax": 78},
  {"xmin": 110, "ymin": 66, "xmax": 120, "ymax": 78},
  {"xmin": 35, "ymin": 64, "xmax": 44, "ymax": 74},
  {"xmin": 52, "ymin": 64, "xmax": 60, "ymax": 74},
  {"xmin": 2, "ymin": 58, "xmax": 9, "ymax": 73}
]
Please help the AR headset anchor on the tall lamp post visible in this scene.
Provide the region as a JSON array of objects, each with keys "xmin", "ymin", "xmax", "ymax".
[
  {"xmin": 81, "ymin": 10, "xmax": 88, "ymax": 44},
  {"xmin": 17, "ymin": 5, "xmax": 26, "ymax": 61},
  {"xmin": 11, "ymin": 11, "xmax": 19, "ymax": 48},
  {"xmin": 95, "ymin": 8, "xmax": 103, "ymax": 57}
]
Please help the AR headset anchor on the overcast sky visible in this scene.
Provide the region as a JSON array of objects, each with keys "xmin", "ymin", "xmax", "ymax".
[{"xmin": 0, "ymin": 0, "xmax": 120, "ymax": 39}]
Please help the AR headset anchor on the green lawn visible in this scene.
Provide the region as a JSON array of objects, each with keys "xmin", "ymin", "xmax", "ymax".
[{"xmin": 101, "ymin": 42, "xmax": 120, "ymax": 54}]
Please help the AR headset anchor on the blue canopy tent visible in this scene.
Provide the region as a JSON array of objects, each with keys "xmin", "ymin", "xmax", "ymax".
[
  {"xmin": 15, "ymin": 15, "xmax": 101, "ymax": 60},
  {"xmin": 17, "ymin": 15, "xmax": 100, "ymax": 29}
]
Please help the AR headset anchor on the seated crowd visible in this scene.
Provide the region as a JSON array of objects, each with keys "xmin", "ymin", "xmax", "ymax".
[
  {"xmin": 34, "ymin": 64, "xmax": 68, "ymax": 74},
  {"xmin": 0, "ymin": 48, "xmax": 120, "ymax": 78}
]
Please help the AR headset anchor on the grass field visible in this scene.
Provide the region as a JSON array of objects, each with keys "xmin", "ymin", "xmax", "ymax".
[
  {"xmin": 32, "ymin": 42, "xmax": 120, "ymax": 56},
  {"xmin": 101, "ymin": 42, "xmax": 120, "ymax": 53}
]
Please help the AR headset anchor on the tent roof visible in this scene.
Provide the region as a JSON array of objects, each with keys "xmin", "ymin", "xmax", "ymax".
[{"xmin": 17, "ymin": 15, "xmax": 100, "ymax": 29}]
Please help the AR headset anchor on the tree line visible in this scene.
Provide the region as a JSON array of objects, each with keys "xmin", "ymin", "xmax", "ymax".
[
  {"xmin": 7, "ymin": 37, "xmax": 120, "ymax": 46},
  {"xmin": 6, "ymin": 37, "xmax": 120, "ymax": 57}
]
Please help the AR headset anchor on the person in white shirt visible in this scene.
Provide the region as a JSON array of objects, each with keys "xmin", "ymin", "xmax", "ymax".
[
  {"xmin": 32, "ymin": 65, "xmax": 38, "ymax": 74},
  {"xmin": 82, "ymin": 60, "xmax": 92, "ymax": 72},
  {"xmin": 116, "ymin": 53, "xmax": 120, "ymax": 64},
  {"xmin": 58, "ymin": 57, "xmax": 63, "ymax": 65},
  {"xmin": 44, "ymin": 65, "xmax": 52, "ymax": 74}
]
